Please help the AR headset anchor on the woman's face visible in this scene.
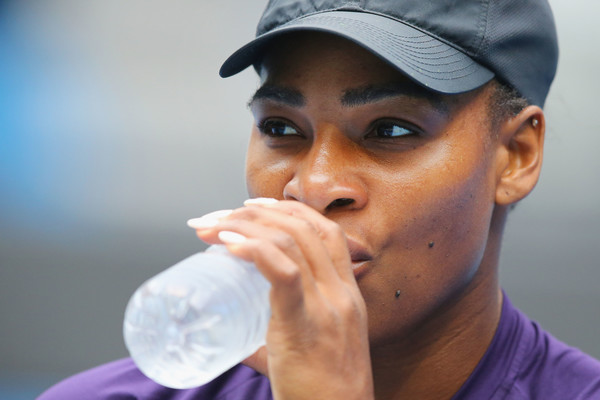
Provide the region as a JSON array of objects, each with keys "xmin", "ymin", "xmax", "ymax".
[{"xmin": 245, "ymin": 33, "xmax": 502, "ymax": 346}]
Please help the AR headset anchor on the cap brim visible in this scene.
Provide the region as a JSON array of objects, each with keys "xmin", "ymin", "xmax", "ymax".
[{"xmin": 220, "ymin": 11, "xmax": 494, "ymax": 95}]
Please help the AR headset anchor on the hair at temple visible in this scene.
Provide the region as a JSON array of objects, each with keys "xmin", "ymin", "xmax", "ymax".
[{"xmin": 489, "ymin": 80, "xmax": 530, "ymax": 130}]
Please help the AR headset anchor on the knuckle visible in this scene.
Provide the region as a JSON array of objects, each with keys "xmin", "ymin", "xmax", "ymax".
[
  {"xmin": 277, "ymin": 265, "xmax": 302, "ymax": 287},
  {"xmin": 337, "ymin": 296, "xmax": 356, "ymax": 315},
  {"xmin": 252, "ymin": 241, "xmax": 303, "ymax": 288},
  {"xmin": 244, "ymin": 238, "xmax": 263, "ymax": 256},
  {"xmin": 336, "ymin": 291, "xmax": 363, "ymax": 321},
  {"xmin": 280, "ymin": 199, "xmax": 305, "ymax": 211},
  {"xmin": 322, "ymin": 220, "xmax": 344, "ymax": 238},
  {"xmin": 232, "ymin": 206, "xmax": 259, "ymax": 220},
  {"xmin": 273, "ymin": 232, "xmax": 296, "ymax": 250},
  {"xmin": 297, "ymin": 218, "xmax": 317, "ymax": 235}
]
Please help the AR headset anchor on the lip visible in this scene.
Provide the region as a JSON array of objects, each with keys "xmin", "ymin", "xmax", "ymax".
[{"xmin": 345, "ymin": 236, "xmax": 373, "ymax": 278}]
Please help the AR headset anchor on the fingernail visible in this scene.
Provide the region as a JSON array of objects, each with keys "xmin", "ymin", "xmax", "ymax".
[
  {"xmin": 218, "ymin": 231, "xmax": 247, "ymax": 244},
  {"xmin": 187, "ymin": 209, "xmax": 233, "ymax": 229},
  {"xmin": 244, "ymin": 197, "xmax": 279, "ymax": 206}
]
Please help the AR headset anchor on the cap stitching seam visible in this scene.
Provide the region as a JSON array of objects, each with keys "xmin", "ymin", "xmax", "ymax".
[
  {"xmin": 306, "ymin": 0, "xmax": 318, "ymax": 12},
  {"xmin": 473, "ymin": 0, "xmax": 491, "ymax": 56},
  {"xmin": 282, "ymin": 8, "xmax": 472, "ymax": 58}
]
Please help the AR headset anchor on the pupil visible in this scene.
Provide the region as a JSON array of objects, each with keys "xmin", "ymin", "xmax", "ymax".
[
  {"xmin": 379, "ymin": 125, "xmax": 394, "ymax": 137},
  {"xmin": 270, "ymin": 122, "xmax": 288, "ymax": 135},
  {"xmin": 378, "ymin": 125, "xmax": 408, "ymax": 137}
]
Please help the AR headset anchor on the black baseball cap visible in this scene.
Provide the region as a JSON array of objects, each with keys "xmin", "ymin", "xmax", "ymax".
[{"xmin": 220, "ymin": 0, "xmax": 558, "ymax": 107}]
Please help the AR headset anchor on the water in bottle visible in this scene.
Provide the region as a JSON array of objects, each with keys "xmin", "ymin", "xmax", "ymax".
[{"xmin": 123, "ymin": 245, "xmax": 271, "ymax": 389}]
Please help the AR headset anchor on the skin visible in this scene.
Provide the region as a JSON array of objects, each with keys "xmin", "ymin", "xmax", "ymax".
[{"xmin": 194, "ymin": 33, "xmax": 545, "ymax": 399}]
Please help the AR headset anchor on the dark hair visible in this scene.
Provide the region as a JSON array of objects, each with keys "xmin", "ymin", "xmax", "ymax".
[{"xmin": 489, "ymin": 80, "xmax": 530, "ymax": 131}]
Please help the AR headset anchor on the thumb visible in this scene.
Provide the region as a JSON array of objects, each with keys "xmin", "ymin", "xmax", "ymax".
[{"xmin": 242, "ymin": 346, "xmax": 269, "ymax": 377}]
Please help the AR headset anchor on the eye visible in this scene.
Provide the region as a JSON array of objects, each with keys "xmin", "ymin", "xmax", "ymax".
[
  {"xmin": 368, "ymin": 120, "xmax": 416, "ymax": 139},
  {"xmin": 257, "ymin": 119, "xmax": 300, "ymax": 137}
]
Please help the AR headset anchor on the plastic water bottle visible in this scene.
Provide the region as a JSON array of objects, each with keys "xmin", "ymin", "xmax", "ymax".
[{"xmin": 123, "ymin": 245, "xmax": 271, "ymax": 389}]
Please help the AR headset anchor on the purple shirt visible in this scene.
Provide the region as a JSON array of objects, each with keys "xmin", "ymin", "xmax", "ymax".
[{"xmin": 39, "ymin": 294, "xmax": 600, "ymax": 399}]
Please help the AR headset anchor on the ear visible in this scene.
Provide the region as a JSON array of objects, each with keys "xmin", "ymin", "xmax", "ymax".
[{"xmin": 495, "ymin": 106, "xmax": 545, "ymax": 206}]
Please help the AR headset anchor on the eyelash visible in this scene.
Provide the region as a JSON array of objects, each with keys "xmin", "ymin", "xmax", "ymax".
[
  {"xmin": 365, "ymin": 120, "xmax": 419, "ymax": 139},
  {"xmin": 257, "ymin": 118, "xmax": 302, "ymax": 137},
  {"xmin": 256, "ymin": 118, "xmax": 421, "ymax": 140}
]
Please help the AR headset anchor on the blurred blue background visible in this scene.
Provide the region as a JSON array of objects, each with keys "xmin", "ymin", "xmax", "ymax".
[{"xmin": 1, "ymin": 1, "xmax": 598, "ymax": 398}]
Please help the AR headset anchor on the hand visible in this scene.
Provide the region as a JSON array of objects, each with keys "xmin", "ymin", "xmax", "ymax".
[
  {"xmin": 189, "ymin": 199, "xmax": 374, "ymax": 400},
  {"xmin": 243, "ymin": 346, "xmax": 268, "ymax": 377}
]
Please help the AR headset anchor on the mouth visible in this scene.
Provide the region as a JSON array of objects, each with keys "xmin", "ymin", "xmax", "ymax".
[{"xmin": 345, "ymin": 237, "xmax": 373, "ymax": 275}]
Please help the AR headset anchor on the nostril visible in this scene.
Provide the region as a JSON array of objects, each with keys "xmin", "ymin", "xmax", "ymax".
[{"xmin": 326, "ymin": 198, "xmax": 354, "ymax": 210}]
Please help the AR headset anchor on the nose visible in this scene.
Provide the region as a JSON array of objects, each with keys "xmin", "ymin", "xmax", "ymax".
[{"xmin": 283, "ymin": 131, "xmax": 367, "ymax": 214}]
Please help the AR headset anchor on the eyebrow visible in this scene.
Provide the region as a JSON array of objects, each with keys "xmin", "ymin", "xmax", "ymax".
[
  {"xmin": 340, "ymin": 83, "xmax": 449, "ymax": 114},
  {"xmin": 248, "ymin": 82, "xmax": 449, "ymax": 114},
  {"xmin": 248, "ymin": 84, "xmax": 306, "ymax": 108}
]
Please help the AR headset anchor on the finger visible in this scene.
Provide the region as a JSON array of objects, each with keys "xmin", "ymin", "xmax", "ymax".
[
  {"xmin": 243, "ymin": 197, "xmax": 279, "ymax": 206},
  {"xmin": 189, "ymin": 203, "xmax": 352, "ymax": 289},
  {"xmin": 242, "ymin": 346, "xmax": 269, "ymax": 377},
  {"xmin": 209, "ymin": 218, "xmax": 317, "ymax": 288},
  {"xmin": 189, "ymin": 208, "xmax": 323, "ymax": 307},
  {"xmin": 187, "ymin": 209, "xmax": 234, "ymax": 243},
  {"xmin": 187, "ymin": 209, "xmax": 233, "ymax": 229},
  {"xmin": 221, "ymin": 236, "xmax": 309, "ymax": 322},
  {"xmin": 191, "ymin": 215, "xmax": 319, "ymax": 330},
  {"xmin": 246, "ymin": 200, "xmax": 356, "ymax": 285},
  {"xmin": 225, "ymin": 205, "xmax": 342, "ymax": 284}
]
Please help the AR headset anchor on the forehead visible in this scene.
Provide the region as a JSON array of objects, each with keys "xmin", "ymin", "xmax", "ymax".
[
  {"xmin": 260, "ymin": 32, "xmax": 415, "ymax": 87},
  {"xmin": 254, "ymin": 32, "xmax": 472, "ymax": 112}
]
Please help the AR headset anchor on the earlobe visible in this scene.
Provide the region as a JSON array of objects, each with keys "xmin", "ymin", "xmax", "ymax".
[{"xmin": 495, "ymin": 106, "xmax": 545, "ymax": 205}]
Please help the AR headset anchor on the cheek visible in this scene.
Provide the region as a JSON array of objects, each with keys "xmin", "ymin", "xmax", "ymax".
[
  {"xmin": 245, "ymin": 135, "xmax": 291, "ymax": 198},
  {"xmin": 381, "ymin": 171, "xmax": 493, "ymax": 276},
  {"xmin": 426, "ymin": 156, "xmax": 495, "ymax": 267},
  {"xmin": 424, "ymin": 166, "xmax": 494, "ymax": 270},
  {"xmin": 380, "ymin": 144, "xmax": 497, "ymax": 290},
  {"xmin": 363, "ymin": 147, "xmax": 498, "ymax": 341}
]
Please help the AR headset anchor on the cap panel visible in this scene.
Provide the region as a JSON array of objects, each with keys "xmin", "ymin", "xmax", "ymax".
[
  {"xmin": 257, "ymin": 0, "xmax": 316, "ymax": 35},
  {"xmin": 480, "ymin": 0, "xmax": 558, "ymax": 106},
  {"xmin": 258, "ymin": 0, "xmax": 356, "ymax": 35}
]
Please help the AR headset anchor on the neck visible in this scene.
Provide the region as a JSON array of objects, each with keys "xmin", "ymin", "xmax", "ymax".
[{"xmin": 371, "ymin": 284, "xmax": 502, "ymax": 399}]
